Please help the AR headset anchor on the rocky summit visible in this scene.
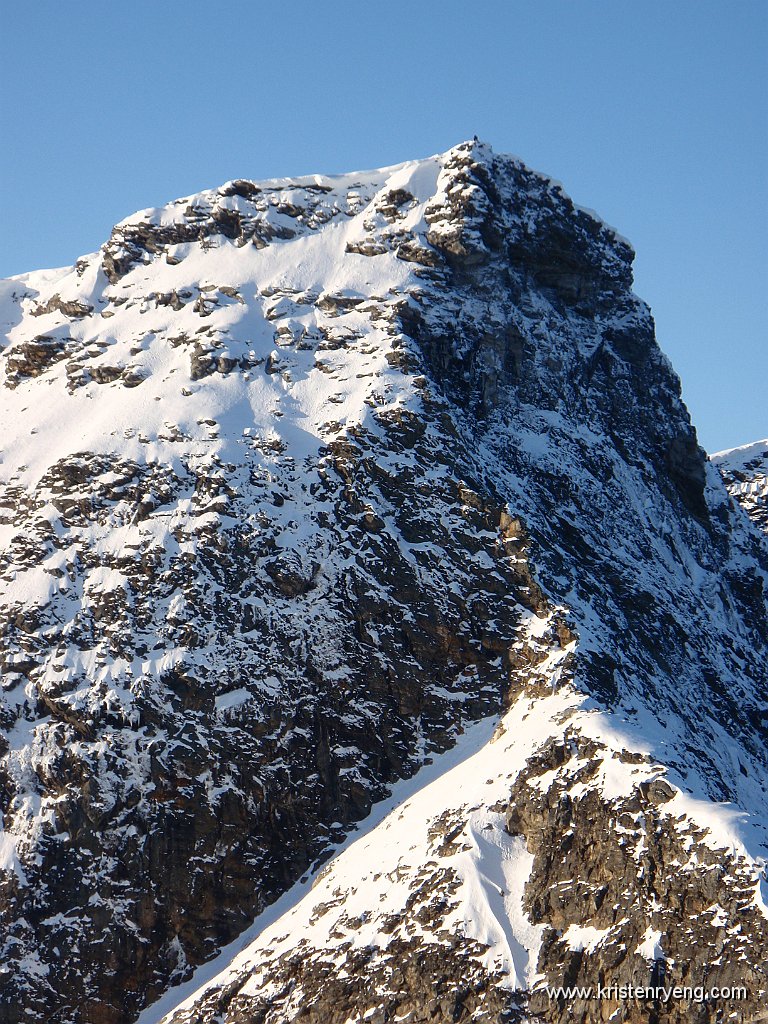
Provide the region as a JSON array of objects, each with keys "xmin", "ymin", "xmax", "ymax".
[{"xmin": 0, "ymin": 141, "xmax": 766, "ymax": 1024}]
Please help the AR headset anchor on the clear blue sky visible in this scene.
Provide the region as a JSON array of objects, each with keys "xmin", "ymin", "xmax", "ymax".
[{"xmin": 1, "ymin": 1, "xmax": 765, "ymax": 452}]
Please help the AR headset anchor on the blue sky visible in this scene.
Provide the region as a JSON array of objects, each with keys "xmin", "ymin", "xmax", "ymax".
[{"xmin": 1, "ymin": 1, "xmax": 765, "ymax": 451}]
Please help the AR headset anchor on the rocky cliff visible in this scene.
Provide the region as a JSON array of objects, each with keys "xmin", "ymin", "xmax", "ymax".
[{"xmin": 0, "ymin": 141, "xmax": 766, "ymax": 1024}]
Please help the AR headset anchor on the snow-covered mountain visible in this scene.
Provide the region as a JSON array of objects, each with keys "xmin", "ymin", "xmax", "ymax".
[
  {"xmin": 714, "ymin": 440, "xmax": 768, "ymax": 537},
  {"xmin": 1, "ymin": 141, "xmax": 766, "ymax": 1024}
]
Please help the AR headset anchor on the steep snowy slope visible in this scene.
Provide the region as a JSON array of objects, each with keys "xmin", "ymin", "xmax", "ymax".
[{"xmin": 1, "ymin": 141, "xmax": 767, "ymax": 1024}]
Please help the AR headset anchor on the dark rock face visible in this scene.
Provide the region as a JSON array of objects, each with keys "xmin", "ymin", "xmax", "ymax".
[
  {"xmin": 0, "ymin": 141, "xmax": 766, "ymax": 1024},
  {"xmin": 516, "ymin": 736, "xmax": 768, "ymax": 1024},
  {"xmin": 175, "ymin": 944, "xmax": 528, "ymax": 1024},
  {"xmin": 0, "ymin": 431, "xmax": 542, "ymax": 1024}
]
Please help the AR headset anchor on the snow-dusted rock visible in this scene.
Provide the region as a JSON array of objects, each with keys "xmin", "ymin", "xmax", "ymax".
[
  {"xmin": 714, "ymin": 439, "xmax": 768, "ymax": 536},
  {"xmin": 1, "ymin": 141, "xmax": 766, "ymax": 1024}
]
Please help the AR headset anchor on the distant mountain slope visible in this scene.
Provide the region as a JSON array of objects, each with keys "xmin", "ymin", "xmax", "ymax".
[
  {"xmin": 713, "ymin": 439, "xmax": 768, "ymax": 536},
  {"xmin": 1, "ymin": 141, "xmax": 766, "ymax": 1024}
]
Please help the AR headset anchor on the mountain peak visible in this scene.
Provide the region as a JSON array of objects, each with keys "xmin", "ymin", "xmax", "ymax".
[
  {"xmin": 1, "ymin": 143, "xmax": 766, "ymax": 1024},
  {"xmin": 0, "ymin": 141, "xmax": 636, "ymax": 490}
]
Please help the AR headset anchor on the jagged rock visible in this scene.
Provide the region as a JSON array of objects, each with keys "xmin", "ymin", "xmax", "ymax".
[
  {"xmin": 31, "ymin": 294, "xmax": 93, "ymax": 319},
  {"xmin": 4, "ymin": 333, "xmax": 70, "ymax": 383}
]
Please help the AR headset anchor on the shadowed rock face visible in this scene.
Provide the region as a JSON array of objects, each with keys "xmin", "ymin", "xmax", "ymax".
[{"xmin": 0, "ymin": 142, "xmax": 766, "ymax": 1024}]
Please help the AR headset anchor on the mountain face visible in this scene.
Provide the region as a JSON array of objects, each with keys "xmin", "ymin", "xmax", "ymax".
[{"xmin": 0, "ymin": 141, "xmax": 766, "ymax": 1024}]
